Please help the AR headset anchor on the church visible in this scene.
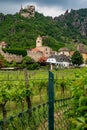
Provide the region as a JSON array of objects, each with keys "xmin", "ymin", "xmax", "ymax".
[{"xmin": 27, "ymin": 35, "xmax": 52, "ymax": 62}]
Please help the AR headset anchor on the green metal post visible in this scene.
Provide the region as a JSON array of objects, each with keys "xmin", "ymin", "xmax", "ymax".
[{"xmin": 48, "ymin": 71, "xmax": 54, "ymax": 130}]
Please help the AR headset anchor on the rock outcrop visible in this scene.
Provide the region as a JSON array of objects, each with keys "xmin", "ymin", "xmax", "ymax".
[{"xmin": 54, "ymin": 9, "xmax": 87, "ymax": 37}]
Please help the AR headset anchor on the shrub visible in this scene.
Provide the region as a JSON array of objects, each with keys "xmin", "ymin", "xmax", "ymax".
[{"xmin": 2, "ymin": 48, "xmax": 27, "ymax": 57}]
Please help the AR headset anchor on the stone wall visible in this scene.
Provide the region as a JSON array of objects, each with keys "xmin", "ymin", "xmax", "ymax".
[
  {"xmin": 0, "ymin": 48, "xmax": 23, "ymax": 63},
  {"xmin": 36, "ymin": 46, "xmax": 52, "ymax": 57},
  {"xmin": 27, "ymin": 50, "xmax": 43, "ymax": 62}
]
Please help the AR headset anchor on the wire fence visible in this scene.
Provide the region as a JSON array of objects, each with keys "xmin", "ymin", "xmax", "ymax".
[{"xmin": 0, "ymin": 98, "xmax": 71, "ymax": 130}]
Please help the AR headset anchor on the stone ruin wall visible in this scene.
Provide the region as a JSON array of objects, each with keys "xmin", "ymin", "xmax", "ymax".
[
  {"xmin": 0, "ymin": 48, "xmax": 23, "ymax": 63},
  {"xmin": 20, "ymin": 5, "xmax": 35, "ymax": 18}
]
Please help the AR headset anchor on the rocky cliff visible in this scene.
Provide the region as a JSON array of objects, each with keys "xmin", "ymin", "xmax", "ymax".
[{"xmin": 54, "ymin": 9, "xmax": 87, "ymax": 37}]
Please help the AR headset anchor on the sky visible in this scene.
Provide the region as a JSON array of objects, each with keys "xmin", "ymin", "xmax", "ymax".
[{"xmin": 0, "ymin": 0, "xmax": 87, "ymax": 17}]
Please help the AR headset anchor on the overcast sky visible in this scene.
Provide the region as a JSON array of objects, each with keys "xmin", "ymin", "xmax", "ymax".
[{"xmin": 0, "ymin": 0, "xmax": 87, "ymax": 17}]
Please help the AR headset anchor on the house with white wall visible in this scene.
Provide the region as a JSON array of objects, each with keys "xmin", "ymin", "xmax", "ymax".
[{"xmin": 46, "ymin": 54, "xmax": 71, "ymax": 69}]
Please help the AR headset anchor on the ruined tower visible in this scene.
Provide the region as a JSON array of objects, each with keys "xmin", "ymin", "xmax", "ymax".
[{"xmin": 20, "ymin": 5, "xmax": 35, "ymax": 18}]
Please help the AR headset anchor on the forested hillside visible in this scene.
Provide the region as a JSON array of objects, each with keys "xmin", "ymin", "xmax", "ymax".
[{"xmin": 0, "ymin": 8, "xmax": 87, "ymax": 51}]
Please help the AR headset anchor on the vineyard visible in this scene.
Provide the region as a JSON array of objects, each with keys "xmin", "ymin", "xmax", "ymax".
[{"xmin": 0, "ymin": 68, "xmax": 87, "ymax": 129}]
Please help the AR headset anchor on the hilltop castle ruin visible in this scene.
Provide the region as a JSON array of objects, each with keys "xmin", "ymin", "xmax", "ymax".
[{"xmin": 19, "ymin": 5, "xmax": 35, "ymax": 18}]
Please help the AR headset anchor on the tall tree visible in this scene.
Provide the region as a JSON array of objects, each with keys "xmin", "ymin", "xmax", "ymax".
[{"xmin": 71, "ymin": 51, "xmax": 83, "ymax": 66}]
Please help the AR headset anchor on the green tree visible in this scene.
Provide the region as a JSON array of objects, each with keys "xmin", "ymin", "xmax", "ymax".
[
  {"xmin": 21, "ymin": 56, "xmax": 34, "ymax": 68},
  {"xmin": 71, "ymin": 51, "xmax": 83, "ymax": 66},
  {"xmin": 21, "ymin": 56, "xmax": 40, "ymax": 70},
  {"xmin": 22, "ymin": 56, "xmax": 34, "ymax": 64}
]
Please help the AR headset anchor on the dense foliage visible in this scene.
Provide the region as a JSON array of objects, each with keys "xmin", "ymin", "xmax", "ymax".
[
  {"xmin": 71, "ymin": 51, "xmax": 83, "ymax": 66},
  {"xmin": 21, "ymin": 56, "xmax": 40, "ymax": 70},
  {"xmin": 2, "ymin": 48, "xmax": 27, "ymax": 56},
  {"xmin": 68, "ymin": 69, "xmax": 87, "ymax": 130}
]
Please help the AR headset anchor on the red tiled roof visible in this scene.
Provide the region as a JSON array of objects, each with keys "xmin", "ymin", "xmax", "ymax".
[
  {"xmin": 58, "ymin": 47, "xmax": 69, "ymax": 52},
  {"xmin": 32, "ymin": 48, "xmax": 40, "ymax": 52}
]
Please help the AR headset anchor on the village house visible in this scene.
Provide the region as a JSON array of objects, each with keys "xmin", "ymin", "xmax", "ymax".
[
  {"xmin": 58, "ymin": 44, "xmax": 87, "ymax": 66},
  {"xmin": 46, "ymin": 54, "xmax": 71, "ymax": 69},
  {"xmin": 0, "ymin": 41, "xmax": 7, "ymax": 48},
  {"xmin": 58, "ymin": 47, "xmax": 70, "ymax": 56},
  {"xmin": 77, "ymin": 44, "xmax": 87, "ymax": 63}
]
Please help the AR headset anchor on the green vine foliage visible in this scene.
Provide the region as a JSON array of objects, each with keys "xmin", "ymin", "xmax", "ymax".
[{"xmin": 68, "ymin": 74, "xmax": 87, "ymax": 130}]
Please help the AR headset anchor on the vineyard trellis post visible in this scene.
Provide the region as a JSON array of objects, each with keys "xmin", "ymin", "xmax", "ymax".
[
  {"xmin": 24, "ymin": 68, "xmax": 32, "ymax": 116},
  {"xmin": 48, "ymin": 71, "xmax": 54, "ymax": 130}
]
